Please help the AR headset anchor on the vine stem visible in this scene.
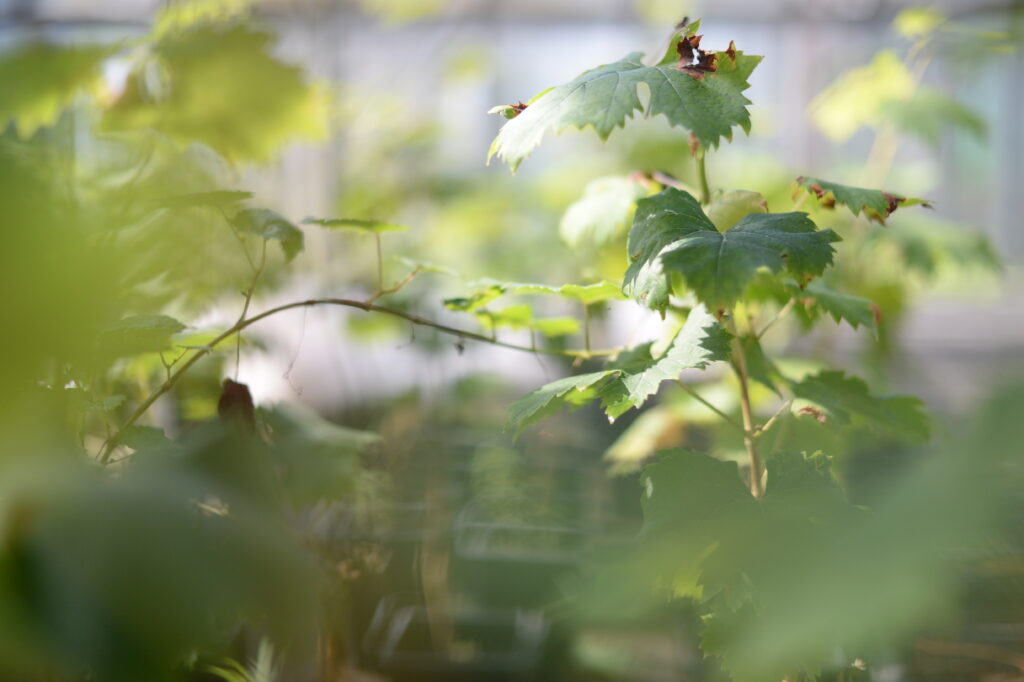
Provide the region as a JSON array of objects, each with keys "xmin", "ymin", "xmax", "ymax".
[
  {"xmin": 98, "ymin": 297, "xmax": 623, "ymax": 462},
  {"xmin": 756, "ymin": 298, "xmax": 797, "ymax": 340},
  {"xmin": 696, "ymin": 151, "xmax": 711, "ymax": 205},
  {"xmin": 673, "ymin": 380, "xmax": 745, "ymax": 436},
  {"xmin": 375, "ymin": 233, "xmax": 384, "ymax": 292},
  {"xmin": 728, "ymin": 317, "xmax": 763, "ymax": 497}
]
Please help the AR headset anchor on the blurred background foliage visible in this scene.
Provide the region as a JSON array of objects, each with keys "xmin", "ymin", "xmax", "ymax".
[{"xmin": 0, "ymin": 0, "xmax": 1021, "ymax": 680}]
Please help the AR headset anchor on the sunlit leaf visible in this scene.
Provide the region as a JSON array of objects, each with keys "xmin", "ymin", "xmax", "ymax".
[
  {"xmin": 489, "ymin": 26, "xmax": 761, "ymax": 170},
  {"xmin": 0, "ymin": 44, "xmax": 115, "ymax": 137},
  {"xmin": 105, "ymin": 23, "xmax": 326, "ymax": 163},
  {"xmin": 559, "ymin": 175, "xmax": 650, "ymax": 249}
]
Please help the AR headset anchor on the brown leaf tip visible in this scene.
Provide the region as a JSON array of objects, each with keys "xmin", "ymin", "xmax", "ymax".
[
  {"xmin": 797, "ymin": 405, "xmax": 828, "ymax": 424},
  {"xmin": 726, "ymin": 40, "xmax": 737, "ymax": 61},
  {"xmin": 675, "ymin": 34, "xmax": 718, "ymax": 79},
  {"xmin": 870, "ymin": 302, "xmax": 883, "ymax": 329}
]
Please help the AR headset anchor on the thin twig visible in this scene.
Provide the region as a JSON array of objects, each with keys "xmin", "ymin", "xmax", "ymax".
[
  {"xmin": 696, "ymin": 151, "xmax": 711, "ymax": 205},
  {"xmin": 367, "ymin": 267, "xmax": 421, "ymax": 304},
  {"xmin": 374, "ymin": 233, "xmax": 384, "ymax": 293},
  {"xmin": 673, "ymin": 380, "xmax": 746, "ymax": 436},
  {"xmin": 754, "ymin": 399, "xmax": 793, "ymax": 439},
  {"xmin": 98, "ymin": 296, "xmax": 624, "ymax": 462},
  {"xmin": 583, "ymin": 303, "xmax": 592, "ymax": 354},
  {"xmin": 235, "ymin": 240, "xmax": 268, "ymax": 379},
  {"xmin": 756, "ymin": 298, "xmax": 797, "ymax": 340}
]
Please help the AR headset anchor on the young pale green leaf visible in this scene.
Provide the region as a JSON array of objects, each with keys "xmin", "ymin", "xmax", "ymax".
[
  {"xmin": 559, "ymin": 175, "xmax": 650, "ymax": 249},
  {"xmin": 474, "ymin": 305, "xmax": 580, "ymax": 337},
  {"xmin": 444, "ymin": 285, "xmax": 505, "ymax": 312},
  {"xmin": 488, "ymin": 29, "xmax": 762, "ymax": 170},
  {"xmin": 789, "ymin": 370, "xmax": 929, "ymax": 442},
  {"xmin": 704, "ymin": 189, "xmax": 768, "ymax": 231},
  {"xmin": 796, "ymin": 176, "xmax": 931, "ymax": 224},
  {"xmin": 231, "ymin": 208, "xmax": 304, "ymax": 261},
  {"xmin": 810, "ymin": 50, "xmax": 914, "ymax": 142},
  {"xmin": 794, "ymin": 280, "xmax": 879, "ymax": 335},
  {"xmin": 104, "ymin": 23, "xmax": 326, "ymax": 163},
  {"xmin": 394, "ymin": 256, "xmax": 458, "ymax": 276},
  {"xmin": 506, "ymin": 371, "xmax": 621, "ymax": 436},
  {"xmin": 625, "ymin": 188, "xmax": 839, "ymax": 312},
  {"xmin": 880, "ymin": 88, "xmax": 985, "ymax": 148},
  {"xmin": 599, "ymin": 305, "xmax": 732, "ymax": 420},
  {"xmin": 457, "ymin": 279, "xmax": 626, "ymax": 306},
  {"xmin": 302, "ymin": 217, "xmax": 408, "ymax": 233},
  {"xmin": 0, "ymin": 44, "xmax": 115, "ymax": 137}
]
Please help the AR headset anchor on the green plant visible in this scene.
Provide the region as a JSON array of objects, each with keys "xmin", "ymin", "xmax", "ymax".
[{"xmin": 0, "ymin": 3, "xmax": 1019, "ymax": 681}]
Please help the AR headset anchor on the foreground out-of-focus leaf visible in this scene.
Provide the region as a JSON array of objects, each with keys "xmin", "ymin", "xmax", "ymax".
[
  {"xmin": 105, "ymin": 22, "xmax": 326, "ymax": 163},
  {"xmin": 0, "ymin": 44, "xmax": 114, "ymax": 137}
]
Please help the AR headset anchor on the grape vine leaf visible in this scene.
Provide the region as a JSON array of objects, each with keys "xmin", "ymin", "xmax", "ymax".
[
  {"xmin": 792, "ymin": 280, "xmax": 879, "ymax": 335},
  {"xmin": 600, "ymin": 305, "xmax": 732, "ymax": 420},
  {"xmin": 488, "ymin": 26, "xmax": 762, "ymax": 171},
  {"xmin": 625, "ymin": 188, "xmax": 839, "ymax": 312},
  {"xmin": 474, "ymin": 304, "xmax": 580, "ymax": 337},
  {"xmin": 788, "ymin": 370, "xmax": 929, "ymax": 442},
  {"xmin": 302, "ymin": 217, "xmax": 408, "ymax": 233},
  {"xmin": 505, "ymin": 305, "xmax": 730, "ymax": 433},
  {"xmin": 796, "ymin": 176, "xmax": 931, "ymax": 224},
  {"xmin": 705, "ymin": 189, "xmax": 768, "ymax": 231},
  {"xmin": 452, "ymin": 279, "xmax": 626, "ymax": 307},
  {"xmin": 231, "ymin": 208, "xmax": 304, "ymax": 261},
  {"xmin": 505, "ymin": 371, "xmax": 620, "ymax": 436},
  {"xmin": 560, "ymin": 175, "xmax": 651, "ymax": 249},
  {"xmin": 880, "ymin": 88, "xmax": 985, "ymax": 147}
]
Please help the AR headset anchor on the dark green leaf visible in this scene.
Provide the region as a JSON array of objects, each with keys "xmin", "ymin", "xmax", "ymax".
[
  {"xmin": 788, "ymin": 370, "xmax": 929, "ymax": 442},
  {"xmin": 796, "ymin": 175, "xmax": 930, "ymax": 224},
  {"xmin": 625, "ymin": 188, "xmax": 839, "ymax": 312},
  {"xmin": 794, "ymin": 279, "xmax": 879, "ymax": 335}
]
